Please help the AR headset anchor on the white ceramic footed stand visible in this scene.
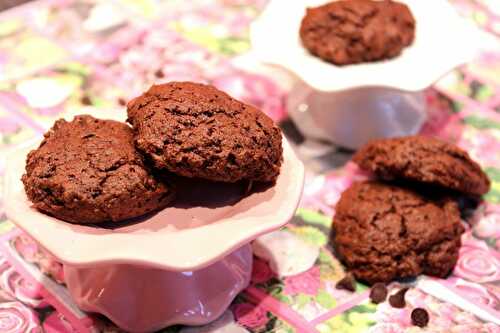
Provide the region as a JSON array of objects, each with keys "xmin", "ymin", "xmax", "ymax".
[
  {"xmin": 4, "ymin": 129, "xmax": 304, "ymax": 332},
  {"xmin": 64, "ymin": 245, "xmax": 252, "ymax": 333},
  {"xmin": 287, "ymin": 82, "xmax": 426, "ymax": 150},
  {"xmin": 250, "ymin": 0, "xmax": 493, "ymax": 149}
]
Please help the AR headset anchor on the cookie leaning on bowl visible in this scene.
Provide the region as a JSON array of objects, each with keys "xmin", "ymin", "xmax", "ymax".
[
  {"xmin": 126, "ymin": 81, "xmax": 283, "ymax": 183},
  {"xmin": 22, "ymin": 115, "xmax": 175, "ymax": 224},
  {"xmin": 300, "ymin": 0, "xmax": 415, "ymax": 66}
]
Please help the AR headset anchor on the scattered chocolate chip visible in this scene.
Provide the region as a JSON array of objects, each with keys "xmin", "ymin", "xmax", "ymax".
[
  {"xmin": 389, "ymin": 287, "xmax": 409, "ymax": 308},
  {"xmin": 411, "ymin": 308, "xmax": 429, "ymax": 327},
  {"xmin": 117, "ymin": 98, "xmax": 127, "ymax": 106},
  {"xmin": 80, "ymin": 95, "xmax": 92, "ymax": 105},
  {"xmin": 369, "ymin": 283, "xmax": 388, "ymax": 304},
  {"xmin": 154, "ymin": 69, "xmax": 164, "ymax": 78},
  {"xmin": 335, "ymin": 273, "xmax": 356, "ymax": 292}
]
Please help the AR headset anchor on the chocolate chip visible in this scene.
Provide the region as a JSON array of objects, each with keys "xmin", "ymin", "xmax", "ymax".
[
  {"xmin": 117, "ymin": 98, "xmax": 127, "ymax": 106},
  {"xmin": 154, "ymin": 69, "xmax": 164, "ymax": 78},
  {"xmin": 369, "ymin": 283, "xmax": 388, "ymax": 304},
  {"xmin": 411, "ymin": 308, "xmax": 429, "ymax": 327},
  {"xmin": 389, "ymin": 287, "xmax": 409, "ymax": 308},
  {"xmin": 80, "ymin": 95, "xmax": 92, "ymax": 105},
  {"xmin": 336, "ymin": 273, "xmax": 356, "ymax": 292}
]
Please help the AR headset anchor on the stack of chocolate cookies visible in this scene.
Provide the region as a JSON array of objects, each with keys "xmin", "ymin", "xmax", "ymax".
[
  {"xmin": 331, "ymin": 136, "xmax": 490, "ymax": 284},
  {"xmin": 22, "ymin": 82, "xmax": 283, "ymax": 225}
]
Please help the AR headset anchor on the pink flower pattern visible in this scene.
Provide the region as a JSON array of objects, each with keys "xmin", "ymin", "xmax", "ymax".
[
  {"xmin": 300, "ymin": 163, "xmax": 367, "ymax": 217},
  {"xmin": 0, "ymin": 301, "xmax": 42, "ymax": 333},
  {"xmin": 454, "ymin": 233, "xmax": 500, "ymax": 283},
  {"xmin": 212, "ymin": 73, "xmax": 286, "ymax": 122},
  {"xmin": 12, "ymin": 234, "xmax": 65, "ymax": 284},
  {"xmin": 251, "ymin": 258, "xmax": 274, "ymax": 284},
  {"xmin": 473, "ymin": 206, "xmax": 500, "ymax": 240},
  {"xmin": 233, "ymin": 303, "xmax": 269, "ymax": 329},
  {"xmin": 0, "ymin": 255, "xmax": 47, "ymax": 308},
  {"xmin": 451, "ymin": 278, "xmax": 499, "ymax": 309},
  {"xmin": 420, "ymin": 90, "xmax": 463, "ymax": 140},
  {"xmin": 283, "ymin": 266, "xmax": 320, "ymax": 296},
  {"xmin": 459, "ymin": 130, "xmax": 500, "ymax": 167}
]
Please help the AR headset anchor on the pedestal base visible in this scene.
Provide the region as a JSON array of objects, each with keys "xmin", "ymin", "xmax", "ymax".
[
  {"xmin": 64, "ymin": 245, "xmax": 252, "ymax": 332},
  {"xmin": 288, "ymin": 82, "xmax": 427, "ymax": 150}
]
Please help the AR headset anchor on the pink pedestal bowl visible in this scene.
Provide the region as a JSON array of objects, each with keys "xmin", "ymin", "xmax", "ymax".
[
  {"xmin": 3, "ymin": 123, "xmax": 305, "ymax": 332},
  {"xmin": 64, "ymin": 245, "xmax": 252, "ymax": 332}
]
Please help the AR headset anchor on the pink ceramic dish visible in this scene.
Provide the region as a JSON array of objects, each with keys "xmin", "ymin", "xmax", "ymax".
[
  {"xmin": 65, "ymin": 245, "xmax": 252, "ymax": 332},
  {"xmin": 4, "ymin": 135, "xmax": 305, "ymax": 272}
]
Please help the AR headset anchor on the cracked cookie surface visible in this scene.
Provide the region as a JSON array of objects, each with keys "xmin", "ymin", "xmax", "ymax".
[
  {"xmin": 299, "ymin": 0, "xmax": 415, "ymax": 65},
  {"xmin": 127, "ymin": 81, "xmax": 283, "ymax": 183},
  {"xmin": 331, "ymin": 181, "xmax": 464, "ymax": 284},
  {"xmin": 353, "ymin": 135, "xmax": 491, "ymax": 196},
  {"xmin": 22, "ymin": 115, "xmax": 175, "ymax": 224}
]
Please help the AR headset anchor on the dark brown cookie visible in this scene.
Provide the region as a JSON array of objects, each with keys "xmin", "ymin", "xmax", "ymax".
[
  {"xmin": 331, "ymin": 181, "xmax": 464, "ymax": 285},
  {"xmin": 299, "ymin": 0, "xmax": 415, "ymax": 66},
  {"xmin": 22, "ymin": 115, "xmax": 175, "ymax": 224},
  {"xmin": 127, "ymin": 81, "xmax": 283, "ymax": 183},
  {"xmin": 353, "ymin": 135, "xmax": 491, "ymax": 196}
]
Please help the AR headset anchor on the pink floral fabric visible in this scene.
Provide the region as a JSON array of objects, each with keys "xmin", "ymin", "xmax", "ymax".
[
  {"xmin": 233, "ymin": 302, "xmax": 269, "ymax": 329},
  {"xmin": 12, "ymin": 234, "xmax": 65, "ymax": 284},
  {"xmin": 0, "ymin": 301, "xmax": 42, "ymax": 333},
  {"xmin": 251, "ymin": 258, "xmax": 274, "ymax": 284},
  {"xmin": 283, "ymin": 266, "xmax": 321, "ymax": 296},
  {"xmin": 454, "ymin": 233, "xmax": 500, "ymax": 283},
  {"xmin": 449, "ymin": 278, "xmax": 499, "ymax": 309}
]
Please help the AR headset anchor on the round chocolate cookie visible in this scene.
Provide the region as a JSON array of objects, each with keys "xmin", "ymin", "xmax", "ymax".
[
  {"xmin": 127, "ymin": 82, "xmax": 283, "ymax": 183},
  {"xmin": 331, "ymin": 181, "xmax": 464, "ymax": 284},
  {"xmin": 22, "ymin": 115, "xmax": 175, "ymax": 224},
  {"xmin": 299, "ymin": 0, "xmax": 415, "ymax": 66},
  {"xmin": 353, "ymin": 135, "xmax": 491, "ymax": 196}
]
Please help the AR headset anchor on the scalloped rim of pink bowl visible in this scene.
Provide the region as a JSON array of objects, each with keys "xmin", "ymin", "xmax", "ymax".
[
  {"xmin": 4, "ymin": 136, "xmax": 304, "ymax": 271},
  {"xmin": 250, "ymin": 0, "xmax": 487, "ymax": 92}
]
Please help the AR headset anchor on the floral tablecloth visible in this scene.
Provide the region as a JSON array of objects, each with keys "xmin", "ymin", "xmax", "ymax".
[{"xmin": 0, "ymin": 0, "xmax": 499, "ymax": 332}]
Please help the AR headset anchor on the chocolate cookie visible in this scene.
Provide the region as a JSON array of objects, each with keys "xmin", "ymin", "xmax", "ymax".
[
  {"xmin": 331, "ymin": 181, "xmax": 464, "ymax": 284},
  {"xmin": 22, "ymin": 115, "xmax": 175, "ymax": 224},
  {"xmin": 353, "ymin": 136, "xmax": 491, "ymax": 196},
  {"xmin": 127, "ymin": 82, "xmax": 283, "ymax": 183},
  {"xmin": 299, "ymin": 0, "xmax": 415, "ymax": 65}
]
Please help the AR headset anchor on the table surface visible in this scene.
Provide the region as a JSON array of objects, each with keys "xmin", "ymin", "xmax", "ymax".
[{"xmin": 0, "ymin": 1, "xmax": 499, "ymax": 332}]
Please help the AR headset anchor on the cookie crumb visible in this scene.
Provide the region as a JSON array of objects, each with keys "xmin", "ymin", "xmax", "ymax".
[
  {"xmin": 369, "ymin": 283, "xmax": 388, "ymax": 304},
  {"xmin": 335, "ymin": 273, "xmax": 356, "ymax": 292},
  {"xmin": 389, "ymin": 287, "xmax": 409, "ymax": 308},
  {"xmin": 411, "ymin": 308, "xmax": 429, "ymax": 327}
]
